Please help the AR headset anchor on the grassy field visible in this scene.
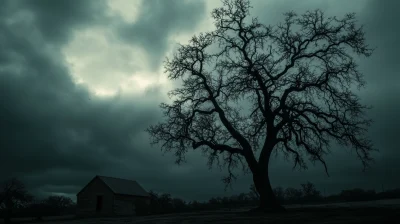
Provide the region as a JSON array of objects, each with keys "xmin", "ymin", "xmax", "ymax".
[
  {"xmin": 20, "ymin": 207, "xmax": 398, "ymax": 224},
  {"xmin": 3, "ymin": 199, "xmax": 400, "ymax": 224}
]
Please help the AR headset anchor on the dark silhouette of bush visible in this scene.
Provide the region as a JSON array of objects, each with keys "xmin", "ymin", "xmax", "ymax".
[
  {"xmin": 171, "ymin": 198, "xmax": 187, "ymax": 212},
  {"xmin": 377, "ymin": 188, "xmax": 400, "ymax": 200},
  {"xmin": 208, "ymin": 197, "xmax": 221, "ymax": 209},
  {"xmin": 146, "ymin": 191, "xmax": 192, "ymax": 215},
  {"xmin": 136, "ymin": 185, "xmax": 400, "ymax": 216},
  {"xmin": 14, "ymin": 195, "xmax": 76, "ymax": 220},
  {"xmin": 285, "ymin": 187, "xmax": 303, "ymax": 204},
  {"xmin": 340, "ymin": 188, "xmax": 377, "ymax": 202},
  {"xmin": 148, "ymin": 191, "xmax": 162, "ymax": 214},
  {"xmin": 273, "ymin": 187, "xmax": 285, "ymax": 204},
  {"xmin": 135, "ymin": 199, "xmax": 150, "ymax": 216},
  {"xmin": 158, "ymin": 193, "xmax": 174, "ymax": 213}
]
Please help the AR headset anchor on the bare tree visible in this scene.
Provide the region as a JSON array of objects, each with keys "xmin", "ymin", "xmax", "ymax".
[
  {"xmin": 300, "ymin": 182, "xmax": 321, "ymax": 202},
  {"xmin": 284, "ymin": 187, "xmax": 303, "ymax": 204},
  {"xmin": 0, "ymin": 178, "xmax": 33, "ymax": 223},
  {"xmin": 44, "ymin": 195, "xmax": 74, "ymax": 214},
  {"xmin": 147, "ymin": 0, "xmax": 374, "ymax": 212}
]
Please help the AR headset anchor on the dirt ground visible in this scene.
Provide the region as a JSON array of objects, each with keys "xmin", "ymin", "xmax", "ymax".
[{"xmin": 4, "ymin": 199, "xmax": 400, "ymax": 224}]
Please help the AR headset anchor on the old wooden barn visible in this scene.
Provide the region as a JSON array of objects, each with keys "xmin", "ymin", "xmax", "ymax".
[{"xmin": 76, "ymin": 175, "xmax": 150, "ymax": 216}]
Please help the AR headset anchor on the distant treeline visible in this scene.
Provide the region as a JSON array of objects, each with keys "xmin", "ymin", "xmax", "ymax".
[
  {"xmin": 0, "ymin": 195, "xmax": 76, "ymax": 220},
  {"xmin": 2, "ymin": 182, "xmax": 400, "ymax": 219},
  {"xmin": 139, "ymin": 182, "xmax": 400, "ymax": 215}
]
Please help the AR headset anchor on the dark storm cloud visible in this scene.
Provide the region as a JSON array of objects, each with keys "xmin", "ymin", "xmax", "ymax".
[
  {"xmin": 115, "ymin": 0, "xmax": 206, "ymax": 70},
  {"xmin": 0, "ymin": 0, "xmax": 208, "ymax": 200},
  {"xmin": 0, "ymin": 24, "xmax": 157, "ymax": 195},
  {"xmin": 2, "ymin": 0, "xmax": 108, "ymax": 45},
  {"xmin": 0, "ymin": 0, "xmax": 111, "ymax": 179}
]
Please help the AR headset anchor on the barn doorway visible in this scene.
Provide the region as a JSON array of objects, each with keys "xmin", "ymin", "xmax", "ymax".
[{"xmin": 96, "ymin": 195, "xmax": 103, "ymax": 212}]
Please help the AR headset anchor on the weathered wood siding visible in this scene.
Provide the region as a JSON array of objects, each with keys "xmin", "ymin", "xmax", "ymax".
[
  {"xmin": 77, "ymin": 178, "xmax": 114, "ymax": 216},
  {"xmin": 113, "ymin": 194, "xmax": 150, "ymax": 216},
  {"xmin": 113, "ymin": 197, "xmax": 135, "ymax": 216}
]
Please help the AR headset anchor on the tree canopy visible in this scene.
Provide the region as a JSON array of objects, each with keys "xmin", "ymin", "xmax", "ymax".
[{"xmin": 147, "ymin": 0, "xmax": 374, "ymax": 210}]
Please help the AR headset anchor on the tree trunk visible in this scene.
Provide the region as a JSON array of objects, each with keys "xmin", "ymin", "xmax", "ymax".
[
  {"xmin": 252, "ymin": 143, "xmax": 286, "ymax": 212},
  {"xmin": 4, "ymin": 209, "xmax": 11, "ymax": 224},
  {"xmin": 253, "ymin": 171, "xmax": 285, "ymax": 212},
  {"xmin": 4, "ymin": 200, "xmax": 13, "ymax": 224}
]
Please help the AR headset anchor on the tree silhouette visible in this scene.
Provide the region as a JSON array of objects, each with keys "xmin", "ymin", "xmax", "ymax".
[
  {"xmin": 300, "ymin": 182, "xmax": 321, "ymax": 202},
  {"xmin": 45, "ymin": 195, "xmax": 74, "ymax": 209},
  {"xmin": 147, "ymin": 0, "xmax": 374, "ymax": 212},
  {"xmin": 0, "ymin": 178, "xmax": 33, "ymax": 223},
  {"xmin": 273, "ymin": 187, "xmax": 285, "ymax": 204},
  {"xmin": 284, "ymin": 187, "xmax": 303, "ymax": 204}
]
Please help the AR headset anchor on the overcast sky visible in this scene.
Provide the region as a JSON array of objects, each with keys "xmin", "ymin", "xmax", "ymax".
[{"xmin": 1, "ymin": 0, "xmax": 399, "ymax": 202}]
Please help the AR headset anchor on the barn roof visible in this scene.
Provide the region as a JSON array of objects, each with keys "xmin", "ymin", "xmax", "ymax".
[
  {"xmin": 97, "ymin": 176, "xmax": 150, "ymax": 197},
  {"xmin": 77, "ymin": 175, "xmax": 150, "ymax": 197}
]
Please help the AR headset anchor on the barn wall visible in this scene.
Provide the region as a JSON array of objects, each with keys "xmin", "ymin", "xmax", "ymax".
[
  {"xmin": 76, "ymin": 178, "xmax": 114, "ymax": 216},
  {"xmin": 113, "ymin": 194, "xmax": 150, "ymax": 216}
]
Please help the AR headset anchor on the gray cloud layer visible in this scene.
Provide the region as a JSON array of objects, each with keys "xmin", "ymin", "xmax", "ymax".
[
  {"xmin": 0, "ymin": 0, "xmax": 399, "ymax": 201},
  {"xmin": 116, "ymin": 0, "xmax": 206, "ymax": 70}
]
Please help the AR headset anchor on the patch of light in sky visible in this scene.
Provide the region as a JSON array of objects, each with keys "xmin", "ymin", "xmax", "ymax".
[
  {"xmin": 106, "ymin": 0, "xmax": 143, "ymax": 23},
  {"xmin": 62, "ymin": 24, "xmax": 171, "ymax": 98},
  {"xmin": 92, "ymin": 87, "xmax": 117, "ymax": 97},
  {"xmin": 62, "ymin": 0, "xmax": 233, "ymax": 100}
]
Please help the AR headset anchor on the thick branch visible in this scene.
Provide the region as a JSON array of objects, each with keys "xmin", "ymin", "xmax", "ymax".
[{"xmin": 193, "ymin": 140, "xmax": 243, "ymax": 155}]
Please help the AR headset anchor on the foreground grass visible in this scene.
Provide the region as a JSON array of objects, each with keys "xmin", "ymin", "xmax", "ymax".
[
  {"xmin": 4, "ymin": 199, "xmax": 400, "ymax": 224},
  {"xmin": 11, "ymin": 207, "xmax": 397, "ymax": 224}
]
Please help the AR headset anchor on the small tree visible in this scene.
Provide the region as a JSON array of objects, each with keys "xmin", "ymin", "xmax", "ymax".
[
  {"xmin": 27, "ymin": 200, "xmax": 48, "ymax": 221},
  {"xmin": 158, "ymin": 193, "xmax": 173, "ymax": 213},
  {"xmin": 236, "ymin": 193, "xmax": 249, "ymax": 206},
  {"xmin": 0, "ymin": 178, "xmax": 33, "ymax": 224},
  {"xmin": 148, "ymin": 191, "xmax": 161, "ymax": 214},
  {"xmin": 340, "ymin": 188, "xmax": 376, "ymax": 202},
  {"xmin": 284, "ymin": 188, "xmax": 303, "ymax": 204},
  {"xmin": 43, "ymin": 195, "xmax": 74, "ymax": 215},
  {"xmin": 147, "ymin": 0, "xmax": 374, "ymax": 211},
  {"xmin": 273, "ymin": 187, "xmax": 285, "ymax": 204},
  {"xmin": 171, "ymin": 198, "xmax": 187, "ymax": 212},
  {"xmin": 208, "ymin": 197, "xmax": 220, "ymax": 209},
  {"xmin": 300, "ymin": 182, "xmax": 321, "ymax": 202}
]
